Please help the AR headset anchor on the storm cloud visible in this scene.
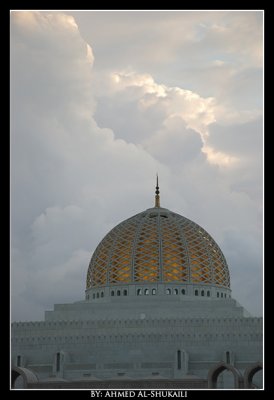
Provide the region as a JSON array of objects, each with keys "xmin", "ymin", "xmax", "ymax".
[{"xmin": 10, "ymin": 11, "xmax": 263, "ymax": 321}]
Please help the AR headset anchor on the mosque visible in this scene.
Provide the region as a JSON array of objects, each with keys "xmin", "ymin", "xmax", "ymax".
[{"xmin": 11, "ymin": 179, "xmax": 263, "ymax": 389}]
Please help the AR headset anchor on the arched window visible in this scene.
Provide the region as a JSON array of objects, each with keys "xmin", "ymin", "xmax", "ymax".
[
  {"xmin": 16, "ymin": 355, "xmax": 21, "ymax": 367},
  {"xmin": 56, "ymin": 352, "xmax": 61, "ymax": 372},
  {"xmin": 174, "ymin": 288, "xmax": 178, "ymax": 295},
  {"xmin": 96, "ymin": 293, "xmax": 99, "ymax": 298},
  {"xmin": 217, "ymin": 292, "xmax": 219, "ymax": 298},
  {"xmin": 137, "ymin": 288, "xmax": 142, "ymax": 296},
  {"xmin": 182, "ymin": 289, "xmax": 185, "ymax": 295},
  {"xmin": 244, "ymin": 362, "xmax": 263, "ymax": 389},
  {"xmin": 224, "ymin": 293, "xmax": 226, "ymax": 298},
  {"xmin": 195, "ymin": 289, "xmax": 198, "ymax": 296},
  {"xmin": 177, "ymin": 350, "xmax": 181, "ymax": 370},
  {"xmin": 226, "ymin": 351, "xmax": 231, "ymax": 364},
  {"xmin": 221, "ymin": 293, "xmax": 223, "ymax": 298},
  {"xmin": 93, "ymin": 293, "xmax": 95, "ymax": 299},
  {"xmin": 144, "ymin": 289, "xmax": 149, "ymax": 295},
  {"xmin": 101, "ymin": 292, "xmax": 104, "ymax": 298},
  {"xmin": 208, "ymin": 362, "xmax": 241, "ymax": 389},
  {"xmin": 201, "ymin": 290, "xmax": 205, "ymax": 296},
  {"xmin": 111, "ymin": 290, "xmax": 114, "ymax": 296},
  {"xmin": 166, "ymin": 288, "xmax": 171, "ymax": 295},
  {"xmin": 152, "ymin": 288, "xmax": 156, "ymax": 295},
  {"xmin": 123, "ymin": 289, "xmax": 128, "ymax": 296},
  {"xmin": 117, "ymin": 290, "xmax": 121, "ymax": 296},
  {"xmin": 207, "ymin": 290, "xmax": 210, "ymax": 297}
]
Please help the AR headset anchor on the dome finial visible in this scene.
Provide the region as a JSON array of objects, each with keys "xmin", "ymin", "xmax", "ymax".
[{"xmin": 155, "ymin": 173, "xmax": 160, "ymax": 207}]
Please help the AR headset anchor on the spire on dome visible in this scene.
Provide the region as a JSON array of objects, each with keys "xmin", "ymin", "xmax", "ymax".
[{"xmin": 155, "ymin": 174, "xmax": 160, "ymax": 208}]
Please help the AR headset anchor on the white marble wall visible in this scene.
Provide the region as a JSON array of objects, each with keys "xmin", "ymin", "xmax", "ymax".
[{"xmin": 11, "ymin": 296, "xmax": 262, "ymax": 386}]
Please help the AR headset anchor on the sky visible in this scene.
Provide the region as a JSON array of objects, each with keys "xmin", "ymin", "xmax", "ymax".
[{"xmin": 10, "ymin": 10, "xmax": 263, "ymax": 321}]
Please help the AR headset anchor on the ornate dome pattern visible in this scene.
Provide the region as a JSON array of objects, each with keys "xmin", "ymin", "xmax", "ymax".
[{"xmin": 86, "ymin": 206, "xmax": 230, "ymax": 290}]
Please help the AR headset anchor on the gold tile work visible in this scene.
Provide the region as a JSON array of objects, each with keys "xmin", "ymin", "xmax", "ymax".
[
  {"xmin": 87, "ymin": 219, "xmax": 137, "ymax": 288},
  {"xmin": 161, "ymin": 218, "xmax": 188, "ymax": 282},
  {"xmin": 134, "ymin": 216, "xmax": 159, "ymax": 282},
  {"xmin": 86, "ymin": 209, "xmax": 230, "ymax": 289}
]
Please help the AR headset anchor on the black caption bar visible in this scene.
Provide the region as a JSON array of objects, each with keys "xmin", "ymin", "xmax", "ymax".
[{"xmin": 91, "ymin": 390, "xmax": 188, "ymax": 398}]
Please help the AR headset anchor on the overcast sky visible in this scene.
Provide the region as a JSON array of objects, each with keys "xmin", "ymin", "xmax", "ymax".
[{"xmin": 10, "ymin": 10, "xmax": 263, "ymax": 321}]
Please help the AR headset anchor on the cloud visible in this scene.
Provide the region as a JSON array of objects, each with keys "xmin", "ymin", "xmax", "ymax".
[
  {"xmin": 93, "ymin": 69, "xmax": 246, "ymax": 168},
  {"xmin": 223, "ymin": 228, "xmax": 263, "ymax": 316},
  {"xmin": 11, "ymin": 11, "xmax": 164, "ymax": 320},
  {"xmin": 143, "ymin": 116, "xmax": 204, "ymax": 167},
  {"xmin": 207, "ymin": 118, "xmax": 263, "ymax": 205},
  {"xmin": 11, "ymin": 11, "xmax": 263, "ymax": 321},
  {"xmin": 69, "ymin": 11, "xmax": 262, "ymax": 98}
]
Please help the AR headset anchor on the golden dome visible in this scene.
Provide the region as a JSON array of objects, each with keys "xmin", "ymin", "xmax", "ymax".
[{"xmin": 86, "ymin": 204, "xmax": 230, "ymax": 290}]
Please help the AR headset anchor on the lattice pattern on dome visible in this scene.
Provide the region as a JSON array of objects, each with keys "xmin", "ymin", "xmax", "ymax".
[
  {"xmin": 86, "ymin": 218, "xmax": 138, "ymax": 288},
  {"xmin": 86, "ymin": 208, "xmax": 230, "ymax": 289},
  {"xmin": 134, "ymin": 215, "xmax": 160, "ymax": 282},
  {"xmin": 178, "ymin": 219, "xmax": 230, "ymax": 287},
  {"xmin": 161, "ymin": 217, "xmax": 188, "ymax": 282}
]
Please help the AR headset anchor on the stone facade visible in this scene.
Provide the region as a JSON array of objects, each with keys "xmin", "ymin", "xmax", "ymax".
[{"xmin": 11, "ymin": 293, "xmax": 263, "ymax": 388}]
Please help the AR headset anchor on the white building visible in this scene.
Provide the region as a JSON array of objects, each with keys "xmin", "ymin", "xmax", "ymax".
[{"xmin": 11, "ymin": 182, "xmax": 263, "ymax": 389}]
